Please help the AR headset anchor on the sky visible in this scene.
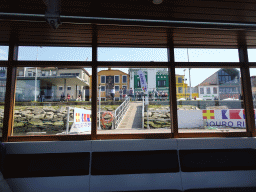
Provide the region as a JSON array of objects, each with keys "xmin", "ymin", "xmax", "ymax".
[{"xmin": 1, "ymin": 46, "xmax": 256, "ymax": 87}]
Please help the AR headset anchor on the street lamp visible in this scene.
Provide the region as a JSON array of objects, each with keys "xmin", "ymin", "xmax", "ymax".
[
  {"xmin": 34, "ymin": 47, "xmax": 39, "ymax": 101},
  {"xmin": 183, "ymin": 69, "xmax": 187, "ymax": 99},
  {"xmin": 189, "ymin": 68, "xmax": 192, "ymax": 100},
  {"xmin": 183, "ymin": 78, "xmax": 187, "ymax": 99}
]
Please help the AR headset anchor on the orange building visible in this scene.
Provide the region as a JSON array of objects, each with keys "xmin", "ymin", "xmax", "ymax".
[{"xmin": 90, "ymin": 69, "xmax": 130, "ymax": 101}]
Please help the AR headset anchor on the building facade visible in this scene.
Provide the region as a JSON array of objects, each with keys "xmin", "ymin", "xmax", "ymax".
[
  {"xmin": 129, "ymin": 68, "xmax": 198, "ymax": 99},
  {"xmin": 95, "ymin": 69, "xmax": 130, "ymax": 101},
  {"xmin": 198, "ymin": 68, "xmax": 241, "ymax": 100},
  {"xmin": 0, "ymin": 67, "xmax": 90, "ymax": 102}
]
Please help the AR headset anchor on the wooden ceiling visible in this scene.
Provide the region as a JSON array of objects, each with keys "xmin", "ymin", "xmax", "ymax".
[{"xmin": 1, "ymin": 0, "xmax": 256, "ymax": 48}]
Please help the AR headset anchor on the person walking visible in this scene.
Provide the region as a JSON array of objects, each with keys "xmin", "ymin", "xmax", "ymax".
[
  {"xmin": 110, "ymin": 88, "xmax": 115, "ymax": 101},
  {"xmin": 129, "ymin": 88, "xmax": 134, "ymax": 100}
]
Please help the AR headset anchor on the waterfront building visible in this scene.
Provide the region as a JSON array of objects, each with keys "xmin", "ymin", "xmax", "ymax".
[
  {"xmin": 0, "ymin": 67, "xmax": 90, "ymax": 102},
  {"xmin": 198, "ymin": 68, "xmax": 241, "ymax": 100},
  {"xmin": 95, "ymin": 68, "xmax": 129, "ymax": 101},
  {"xmin": 129, "ymin": 68, "xmax": 198, "ymax": 99}
]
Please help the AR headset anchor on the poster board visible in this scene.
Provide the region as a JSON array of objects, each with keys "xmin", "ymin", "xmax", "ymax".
[{"xmin": 70, "ymin": 108, "xmax": 91, "ymax": 133}]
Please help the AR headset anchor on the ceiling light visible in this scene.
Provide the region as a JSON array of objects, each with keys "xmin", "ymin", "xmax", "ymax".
[{"xmin": 153, "ymin": 0, "xmax": 163, "ymax": 4}]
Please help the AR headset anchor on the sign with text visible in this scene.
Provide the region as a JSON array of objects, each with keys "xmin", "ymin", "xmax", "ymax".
[
  {"xmin": 178, "ymin": 109, "xmax": 255, "ymax": 128},
  {"xmin": 72, "ymin": 108, "xmax": 91, "ymax": 132},
  {"xmin": 138, "ymin": 70, "xmax": 149, "ymax": 105}
]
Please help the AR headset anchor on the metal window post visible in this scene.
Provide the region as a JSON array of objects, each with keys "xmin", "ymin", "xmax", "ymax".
[{"xmin": 99, "ymin": 85, "xmax": 101, "ymax": 129}]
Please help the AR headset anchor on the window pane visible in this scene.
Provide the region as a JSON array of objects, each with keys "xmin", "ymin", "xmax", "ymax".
[
  {"xmin": 0, "ymin": 46, "xmax": 8, "ymax": 61},
  {"xmin": 97, "ymin": 67, "xmax": 171, "ymax": 134},
  {"xmin": 176, "ymin": 68, "xmax": 245, "ymax": 133},
  {"xmin": 18, "ymin": 46, "xmax": 92, "ymax": 61},
  {"xmin": 115, "ymin": 85, "xmax": 119, "ymax": 91},
  {"xmin": 101, "ymin": 76, "xmax": 105, "ymax": 83},
  {"xmin": 250, "ymin": 68, "xmax": 256, "ymax": 131},
  {"xmin": 175, "ymin": 49, "xmax": 239, "ymax": 62},
  {"xmin": 98, "ymin": 48, "xmax": 167, "ymax": 61},
  {"xmin": 248, "ymin": 49, "xmax": 256, "ymax": 62},
  {"xmin": 115, "ymin": 76, "xmax": 119, "ymax": 83},
  {"xmin": 0, "ymin": 67, "xmax": 6, "ymax": 137},
  {"xmin": 101, "ymin": 86, "xmax": 105, "ymax": 92},
  {"xmin": 13, "ymin": 67, "xmax": 92, "ymax": 136},
  {"xmin": 123, "ymin": 76, "xmax": 127, "ymax": 83}
]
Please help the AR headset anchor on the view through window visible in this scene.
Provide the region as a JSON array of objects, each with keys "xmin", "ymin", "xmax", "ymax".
[
  {"xmin": 0, "ymin": 46, "xmax": 8, "ymax": 137},
  {"xmin": 2, "ymin": 47, "xmax": 255, "ymax": 137}
]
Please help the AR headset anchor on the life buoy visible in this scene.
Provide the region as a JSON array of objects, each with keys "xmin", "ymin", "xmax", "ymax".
[{"xmin": 101, "ymin": 112, "xmax": 114, "ymax": 129}]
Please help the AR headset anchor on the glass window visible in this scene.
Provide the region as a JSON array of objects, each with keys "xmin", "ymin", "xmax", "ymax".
[
  {"xmin": 176, "ymin": 68, "xmax": 245, "ymax": 133},
  {"xmin": 101, "ymin": 76, "xmax": 106, "ymax": 83},
  {"xmin": 18, "ymin": 46, "xmax": 92, "ymax": 61},
  {"xmin": 101, "ymin": 86, "xmax": 105, "ymax": 92},
  {"xmin": 178, "ymin": 87, "xmax": 183, "ymax": 93},
  {"xmin": 213, "ymin": 87, "xmax": 217, "ymax": 94},
  {"xmin": 0, "ymin": 46, "xmax": 8, "ymax": 61},
  {"xmin": 249, "ymin": 68, "xmax": 256, "ymax": 122},
  {"xmin": 123, "ymin": 75, "xmax": 127, "ymax": 83},
  {"xmin": 0, "ymin": 67, "xmax": 6, "ymax": 137},
  {"xmin": 178, "ymin": 77, "xmax": 182, "ymax": 83},
  {"xmin": 200, "ymin": 88, "xmax": 204, "ymax": 94},
  {"xmin": 174, "ymin": 49, "xmax": 239, "ymax": 62},
  {"xmin": 158, "ymin": 80, "xmax": 166, "ymax": 87},
  {"xmin": 13, "ymin": 67, "xmax": 92, "ymax": 136},
  {"xmin": 97, "ymin": 67, "xmax": 171, "ymax": 134},
  {"xmin": 98, "ymin": 48, "xmax": 167, "ymax": 61},
  {"xmin": 67, "ymin": 86, "xmax": 71, "ymax": 90},
  {"xmin": 115, "ymin": 85, "xmax": 119, "ymax": 91},
  {"xmin": 207, "ymin": 87, "xmax": 211, "ymax": 94},
  {"xmin": 115, "ymin": 75, "xmax": 119, "ymax": 83},
  {"xmin": 18, "ymin": 70, "xmax": 24, "ymax": 77},
  {"xmin": 248, "ymin": 49, "xmax": 256, "ymax": 62}
]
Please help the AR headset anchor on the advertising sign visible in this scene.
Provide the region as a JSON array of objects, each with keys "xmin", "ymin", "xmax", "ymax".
[
  {"xmin": 138, "ymin": 70, "xmax": 148, "ymax": 94},
  {"xmin": 178, "ymin": 109, "xmax": 255, "ymax": 128},
  {"xmin": 71, "ymin": 108, "xmax": 91, "ymax": 132},
  {"xmin": 138, "ymin": 70, "xmax": 149, "ymax": 104}
]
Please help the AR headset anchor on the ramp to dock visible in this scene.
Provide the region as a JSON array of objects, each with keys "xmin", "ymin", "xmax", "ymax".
[{"xmin": 117, "ymin": 101, "xmax": 143, "ymax": 129}]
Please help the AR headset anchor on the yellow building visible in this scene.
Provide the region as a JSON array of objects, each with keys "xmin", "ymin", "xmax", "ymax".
[
  {"xmin": 90, "ymin": 69, "xmax": 130, "ymax": 101},
  {"xmin": 176, "ymin": 75, "xmax": 198, "ymax": 99}
]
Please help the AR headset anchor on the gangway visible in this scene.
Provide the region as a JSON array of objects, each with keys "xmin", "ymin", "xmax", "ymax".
[{"xmin": 113, "ymin": 97, "xmax": 130, "ymax": 129}]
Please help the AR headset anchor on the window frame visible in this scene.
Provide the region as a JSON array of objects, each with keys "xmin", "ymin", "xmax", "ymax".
[
  {"xmin": 101, "ymin": 75, "xmax": 106, "ymax": 83},
  {"xmin": 101, "ymin": 85, "xmax": 105, "ymax": 92},
  {"xmin": 115, "ymin": 85, "xmax": 119, "ymax": 91},
  {"xmin": 114, "ymin": 75, "xmax": 120, "ymax": 83},
  {"xmin": 1, "ymin": 33, "xmax": 255, "ymax": 143},
  {"xmin": 122, "ymin": 75, "xmax": 127, "ymax": 83},
  {"xmin": 207, "ymin": 87, "xmax": 211, "ymax": 94},
  {"xmin": 200, "ymin": 87, "xmax": 204, "ymax": 94}
]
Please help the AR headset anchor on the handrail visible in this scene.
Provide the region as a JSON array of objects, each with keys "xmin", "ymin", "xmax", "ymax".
[{"xmin": 113, "ymin": 97, "xmax": 130, "ymax": 129}]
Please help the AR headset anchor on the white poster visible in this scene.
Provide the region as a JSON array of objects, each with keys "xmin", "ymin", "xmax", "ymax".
[{"xmin": 70, "ymin": 108, "xmax": 91, "ymax": 132}]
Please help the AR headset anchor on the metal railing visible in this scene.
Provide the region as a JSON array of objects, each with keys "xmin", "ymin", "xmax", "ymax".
[{"xmin": 113, "ymin": 97, "xmax": 130, "ymax": 129}]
